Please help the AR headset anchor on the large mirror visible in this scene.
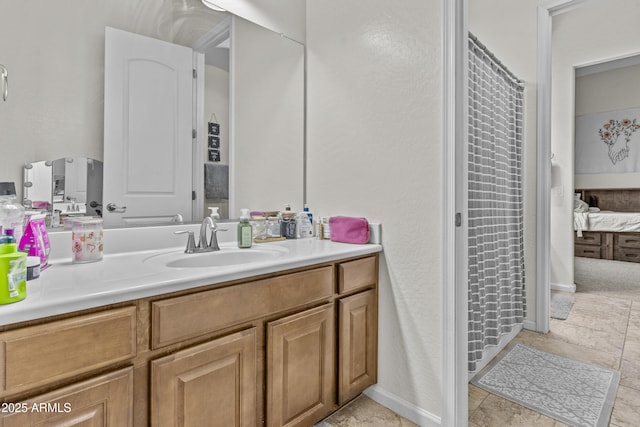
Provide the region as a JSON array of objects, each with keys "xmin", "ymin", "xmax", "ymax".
[{"xmin": 0, "ymin": 0, "xmax": 304, "ymax": 228}]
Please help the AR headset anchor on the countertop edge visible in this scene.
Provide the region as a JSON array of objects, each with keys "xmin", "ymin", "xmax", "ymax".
[{"xmin": 0, "ymin": 241, "xmax": 382, "ymax": 327}]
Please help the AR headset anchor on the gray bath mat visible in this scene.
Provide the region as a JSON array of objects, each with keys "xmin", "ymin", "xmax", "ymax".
[
  {"xmin": 551, "ymin": 292, "xmax": 575, "ymax": 320},
  {"xmin": 471, "ymin": 344, "xmax": 619, "ymax": 427}
]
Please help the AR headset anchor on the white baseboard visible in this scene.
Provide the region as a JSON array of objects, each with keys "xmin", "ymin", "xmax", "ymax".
[
  {"xmin": 363, "ymin": 385, "xmax": 441, "ymax": 427},
  {"xmin": 523, "ymin": 319, "xmax": 537, "ymax": 331},
  {"xmin": 551, "ymin": 282, "xmax": 576, "ymax": 293}
]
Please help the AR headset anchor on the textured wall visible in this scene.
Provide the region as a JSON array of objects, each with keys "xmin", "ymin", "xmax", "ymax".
[{"xmin": 307, "ymin": 0, "xmax": 444, "ymax": 417}]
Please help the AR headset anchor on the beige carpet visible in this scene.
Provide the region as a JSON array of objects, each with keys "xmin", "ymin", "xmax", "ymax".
[{"xmin": 574, "ymin": 257, "xmax": 640, "ymax": 301}]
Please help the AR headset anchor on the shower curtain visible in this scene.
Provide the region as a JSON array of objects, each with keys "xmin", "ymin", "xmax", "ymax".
[{"xmin": 467, "ymin": 33, "xmax": 526, "ymax": 373}]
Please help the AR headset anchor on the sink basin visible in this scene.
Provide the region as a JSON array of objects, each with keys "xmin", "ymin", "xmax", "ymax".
[{"xmin": 143, "ymin": 245, "xmax": 289, "ymax": 269}]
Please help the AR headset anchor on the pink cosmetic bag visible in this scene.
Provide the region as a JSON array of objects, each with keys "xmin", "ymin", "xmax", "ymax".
[{"xmin": 329, "ymin": 216, "xmax": 370, "ymax": 244}]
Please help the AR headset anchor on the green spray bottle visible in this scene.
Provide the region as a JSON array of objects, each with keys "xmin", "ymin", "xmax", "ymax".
[{"xmin": 0, "ymin": 232, "xmax": 27, "ymax": 304}]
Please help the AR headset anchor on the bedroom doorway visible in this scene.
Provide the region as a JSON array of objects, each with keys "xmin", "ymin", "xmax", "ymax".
[
  {"xmin": 544, "ymin": 6, "xmax": 640, "ymax": 423},
  {"xmin": 572, "ymin": 55, "xmax": 640, "ymax": 302},
  {"xmin": 545, "ymin": 0, "xmax": 640, "ymax": 328}
]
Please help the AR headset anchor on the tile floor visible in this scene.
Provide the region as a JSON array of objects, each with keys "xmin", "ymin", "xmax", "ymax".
[
  {"xmin": 469, "ymin": 291, "xmax": 640, "ymax": 426},
  {"xmin": 319, "ymin": 395, "xmax": 418, "ymax": 427},
  {"xmin": 322, "ymin": 288, "xmax": 640, "ymax": 427}
]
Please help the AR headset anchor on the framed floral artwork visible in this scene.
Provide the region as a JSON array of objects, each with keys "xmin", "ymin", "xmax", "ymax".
[{"xmin": 575, "ymin": 107, "xmax": 640, "ymax": 174}]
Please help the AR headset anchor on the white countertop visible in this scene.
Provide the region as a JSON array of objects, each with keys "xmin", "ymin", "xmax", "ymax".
[{"xmin": 0, "ymin": 237, "xmax": 382, "ymax": 327}]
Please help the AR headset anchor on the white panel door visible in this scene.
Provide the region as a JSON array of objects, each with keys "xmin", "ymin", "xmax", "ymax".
[{"xmin": 104, "ymin": 27, "xmax": 194, "ymax": 226}]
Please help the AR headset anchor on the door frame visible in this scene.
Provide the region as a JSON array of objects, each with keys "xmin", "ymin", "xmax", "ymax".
[
  {"xmin": 442, "ymin": 0, "xmax": 468, "ymax": 426},
  {"xmin": 535, "ymin": 0, "xmax": 592, "ymax": 336},
  {"xmin": 192, "ymin": 17, "xmax": 231, "ymax": 219},
  {"xmin": 443, "ymin": 1, "xmax": 590, "ymax": 426}
]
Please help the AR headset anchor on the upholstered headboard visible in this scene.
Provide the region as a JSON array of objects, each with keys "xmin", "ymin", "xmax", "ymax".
[{"xmin": 576, "ymin": 189, "xmax": 640, "ymax": 212}]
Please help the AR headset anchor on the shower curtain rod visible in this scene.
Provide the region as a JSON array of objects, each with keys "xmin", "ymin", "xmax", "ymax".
[{"xmin": 468, "ymin": 32, "xmax": 524, "ymax": 88}]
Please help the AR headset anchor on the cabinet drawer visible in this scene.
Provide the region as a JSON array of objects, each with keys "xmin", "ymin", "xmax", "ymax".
[
  {"xmin": 614, "ymin": 246, "xmax": 640, "ymax": 263},
  {"xmin": 338, "ymin": 256, "xmax": 377, "ymax": 294},
  {"xmin": 0, "ymin": 307, "xmax": 136, "ymax": 395},
  {"xmin": 152, "ymin": 266, "xmax": 334, "ymax": 349},
  {"xmin": 574, "ymin": 231, "xmax": 601, "ymax": 246},
  {"xmin": 616, "ymin": 233, "xmax": 640, "ymax": 248},
  {"xmin": 575, "ymin": 244, "xmax": 602, "ymax": 259},
  {"xmin": 1, "ymin": 367, "xmax": 134, "ymax": 426}
]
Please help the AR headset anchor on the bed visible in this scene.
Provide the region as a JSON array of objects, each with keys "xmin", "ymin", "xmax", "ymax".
[{"xmin": 574, "ymin": 189, "xmax": 640, "ymax": 263}]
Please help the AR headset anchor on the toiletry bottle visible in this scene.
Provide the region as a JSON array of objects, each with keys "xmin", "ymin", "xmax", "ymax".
[
  {"xmin": 0, "ymin": 195, "xmax": 25, "ymax": 242},
  {"xmin": 303, "ymin": 204, "xmax": 313, "ymax": 220},
  {"xmin": 303, "ymin": 204, "xmax": 314, "ymax": 236},
  {"xmin": 297, "ymin": 211, "xmax": 313, "ymax": 238},
  {"xmin": 251, "ymin": 215, "xmax": 267, "ymax": 240},
  {"xmin": 317, "ymin": 218, "xmax": 324, "ymax": 240},
  {"xmin": 3, "ymin": 229, "xmax": 15, "ymax": 244},
  {"xmin": 238, "ymin": 209, "xmax": 253, "ymax": 248},
  {"xmin": 52, "ymin": 210, "xmax": 61, "ymax": 228},
  {"xmin": 281, "ymin": 211, "xmax": 297, "ymax": 239},
  {"xmin": 0, "ymin": 232, "xmax": 27, "ymax": 304},
  {"xmin": 267, "ymin": 216, "xmax": 281, "ymax": 238},
  {"xmin": 322, "ymin": 217, "xmax": 331, "ymax": 240}
]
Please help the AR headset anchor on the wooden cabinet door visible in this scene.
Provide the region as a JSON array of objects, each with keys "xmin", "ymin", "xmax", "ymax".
[
  {"xmin": 1, "ymin": 367, "xmax": 133, "ymax": 427},
  {"xmin": 151, "ymin": 328, "xmax": 257, "ymax": 427},
  {"xmin": 338, "ymin": 289, "xmax": 377, "ymax": 405},
  {"xmin": 266, "ymin": 304, "xmax": 335, "ymax": 427}
]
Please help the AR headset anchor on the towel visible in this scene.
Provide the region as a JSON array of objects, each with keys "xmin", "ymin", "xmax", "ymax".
[
  {"xmin": 204, "ymin": 163, "xmax": 229, "ymax": 199},
  {"xmin": 574, "ymin": 212, "xmax": 589, "ymax": 237}
]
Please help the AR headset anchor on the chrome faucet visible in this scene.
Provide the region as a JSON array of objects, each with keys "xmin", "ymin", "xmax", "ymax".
[
  {"xmin": 200, "ymin": 216, "xmax": 220, "ymax": 251},
  {"xmin": 175, "ymin": 217, "xmax": 226, "ymax": 253}
]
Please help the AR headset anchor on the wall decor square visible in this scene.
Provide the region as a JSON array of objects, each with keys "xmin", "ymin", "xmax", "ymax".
[
  {"xmin": 576, "ymin": 107, "xmax": 640, "ymax": 174},
  {"xmin": 208, "ymin": 148, "xmax": 220, "ymax": 162}
]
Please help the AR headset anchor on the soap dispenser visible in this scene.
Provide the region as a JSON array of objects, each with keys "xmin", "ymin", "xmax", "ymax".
[
  {"xmin": 237, "ymin": 209, "xmax": 253, "ymax": 248},
  {"xmin": 208, "ymin": 206, "xmax": 220, "ymax": 221}
]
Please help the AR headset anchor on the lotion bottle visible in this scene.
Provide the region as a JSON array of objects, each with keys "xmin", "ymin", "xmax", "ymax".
[
  {"xmin": 297, "ymin": 211, "xmax": 313, "ymax": 238},
  {"xmin": 237, "ymin": 209, "xmax": 253, "ymax": 248},
  {"xmin": 303, "ymin": 204, "xmax": 314, "ymax": 236}
]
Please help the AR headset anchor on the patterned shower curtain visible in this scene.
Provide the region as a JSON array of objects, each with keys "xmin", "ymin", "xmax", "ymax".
[{"xmin": 467, "ymin": 33, "xmax": 526, "ymax": 374}]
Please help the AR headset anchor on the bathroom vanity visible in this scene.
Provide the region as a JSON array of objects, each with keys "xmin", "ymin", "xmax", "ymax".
[{"xmin": 0, "ymin": 233, "xmax": 380, "ymax": 427}]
